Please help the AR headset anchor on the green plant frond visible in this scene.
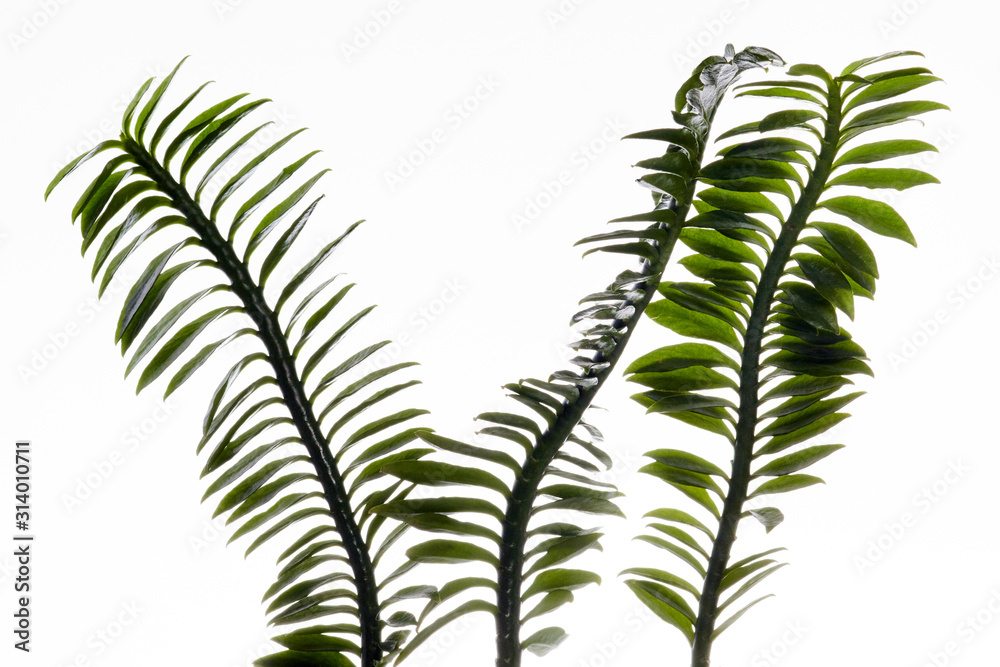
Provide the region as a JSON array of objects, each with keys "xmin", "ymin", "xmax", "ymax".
[
  {"xmin": 622, "ymin": 50, "xmax": 945, "ymax": 663},
  {"xmin": 368, "ymin": 44, "xmax": 782, "ymax": 667},
  {"xmin": 46, "ymin": 60, "xmax": 434, "ymax": 667}
]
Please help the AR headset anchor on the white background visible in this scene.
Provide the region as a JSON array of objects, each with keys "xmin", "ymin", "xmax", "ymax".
[{"xmin": 0, "ymin": 1, "xmax": 996, "ymax": 666}]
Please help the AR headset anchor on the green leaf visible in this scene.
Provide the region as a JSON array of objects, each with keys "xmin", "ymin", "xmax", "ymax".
[
  {"xmin": 628, "ymin": 366, "xmax": 738, "ymax": 394},
  {"xmin": 787, "ymin": 64, "xmax": 833, "ymax": 85},
  {"xmin": 620, "ymin": 567, "xmax": 701, "ymax": 597},
  {"xmin": 841, "ymin": 50, "xmax": 923, "ymax": 76},
  {"xmin": 180, "ymin": 98, "xmax": 271, "ymax": 184},
  {"xmin": 649, "ymin": 524, "xmax": 708, "ymax": 559},
  {"xmin": 819, "ymin": 195, "xmax": 916, "ymax": 245},
  {"xmin": 215, "ymin": 456, "xmax": 310, "ymax": 517},
  {"xmin": 643, "ymin": 508, "xmax": 714, "ymax": 540},
  {"xmin": 680, "ymin": 228, "xmax": 763, "ymax": 268},
  {"xmin": 843, "ymin": 100, "xmax": 949, "ymax": 132},
  {"xmin": 273, "ymin": 632, "xmax": 360, "ymax": 654},
  {"xmin": 624, "ymin": 127, "xmax": 699, "ymax": 154},
  {"xmin": 522, "ymin": 569, "xmax": 601, "ymax": 599},
  {"xmin": 827, "ymin": 167, "xmax": 938, "ymax": 191},
  {"xmin": 810, "ymin": 222, "xmax": 880, "ymax": 277},
  {"xmin": 711, "ymin": 595, "xmax": 774, "ymax": 639},
  {"xmin": 833, "ymin": 139, "xmax": 937, "ymax": 167},
  {"xmin": 254, "ymin": 650, "xmax": 354, "ymax": 667},
  {"xmin": 162, "ymin": 92, "xmax": 249, "ymax": 164},
  {"xmin": 737, "ymin": 87, "xmax": 823, "ymax": 106},
  {"xmin": 122, "ymin": 77, "xmax": 155, "ymax": 135},
  {"xmin": 759, "ymin": 109, "xmax": 823, "ymax": 132},
  {"xmin": 625, "ymin": 580, "xmax": 695, "ymax": 644},
  {"xmin": 259, "ymin": 197, "xmax": 323, "ymax": 286},
  {"xmin": 640, "ymin": 462, "xmax": 724, "ymax": 497},
  {"xmin": 699, "ymin": 187, "xmax": 784, "ymax": 221},
  {"xmin": 764, "ymin": 350, "xmax": 872, "ymax": 378},
  {"xmin": 115, "ymin": 240, "xmax": 191, "ymax": 343},
  {"xmin": 521, "ymin": 591, "xmax": 574, "ymax": 623},
  {"xmin": 373, "ymin": 497, "xmax": 504, "ymax": 523},
  {"xmin": 700, "ymin": 158, "xmax": 803, "ymax": 185},
  {"xmin": 750, "ymin": 474, "xmax": 824, "ymax": 498},
  {"xmin": 748, "ymin": 508, "xmax": 784, "ymax": 533},
  {"xmin": 535, "ymin": 496, "xmax": 624, "ymax": 518},
  {"xmin": 135, "ymin": 307, "xmax": 237, "ymax": 392},
  {"xmin": 755, "ymin": 444, "xmax": 845, "ymax": 477},
  {"xmin": 634, "ymin": 151, "xmax": 694, "ymax": 179},
  {"xmin": 525, "ymin": 533, "xmax": 603, "ymax": 577},
  {"xmin": 757, "ymin": 392, "xmax": 862, "ymax": 439},
  {"xmin": 639, "ymin": 172, "xmax": 690, "ymax": 202},
  {"xmin": 646, "ymin": 449, "xmax": 727, "ymax": 478},
  {"xmin": 626, "ymin": 342, "xmax": 739, "ymax": 375},
  {"xmin": 679, "ymin": 254, "xmax": 758, "ymax": 285},
  {"xmin": 647, "ymin": 299, "xmax": 741, "ymax": 352},
  {"xmin": 165, "ymin": 329, "xmax": 252, "ymax": 397},
  {"xmin": 685, "ymin": 209, "xmax": 776, "ymax": 236},
  {"xmin": 844, "ymin": 74, "xmax": 941, "ymax": 112},
  {"xmin": 780, "ymin": 282, "xmax": 838, "ymax": 333},
  {"xmin": 645, "ymin": 393, "xmax": 736, "ymax": 418},
  {"xmin": 760, "ymin": 374, "xmax": 852, "ymax": 402},
  {"xmin": 381, "ymin": 460, "xmax": 509, "ymax": 496},
  {"xmin": 46, "ymin": 141, "xmax": 125, "ymax": 200},
  {"xmin": 405, "ymin": 539, "xmax": 498, "ymax": 566},
  {"xmin": 521, "ymin": 627, "xmax": 569, "ymax": 657},
  {"xmin": 722, "ymin": 137, "xmax": 816, "ymax": 160},
  {"xmin": 756, "ymin": 413, "xmax": 850, "ymax": 456},
  {"xmin": 794, "ymin": 253, "xmax": 854, "ymax": 319},
  {"xmin": 396, "ymin": 600, "xmax": 496, "ymax": 663}
]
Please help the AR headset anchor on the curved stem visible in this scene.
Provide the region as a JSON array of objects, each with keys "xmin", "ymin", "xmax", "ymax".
[
  {"xmin": 494, "ymin": 203, "xmax": 690, "ymax": 667},
  {"xmin": 124, "ymin": 138, "xmax": 384, "ymax": 667},
  {"xmin": 690, "ymin": 82, "xmax": 843, "ymax": 666}
]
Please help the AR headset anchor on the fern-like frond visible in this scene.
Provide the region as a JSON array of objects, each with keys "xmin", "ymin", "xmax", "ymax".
[
  {"xmin": 620, "ymin": 50, "xmax": 946, "ymax": 664},
  {"xmin": 46, "ymin": 60, "xmax": 433, "ymax": 667},
  {"xmin": 370, "ymin": 45, "xmax": 783, "ymax": 667}
]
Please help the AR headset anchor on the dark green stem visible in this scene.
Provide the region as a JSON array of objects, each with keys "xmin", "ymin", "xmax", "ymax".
[
  {"xmin": 494, "ymin": 179, "xmax": 698, "ymax": 667},
  {"xmin": 690, "ymin": 82, "xmax": 843, "ymax": 666},
  {"xmin": 123, "ymin": 137, "xmax": 384, "ymax": 667}
]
